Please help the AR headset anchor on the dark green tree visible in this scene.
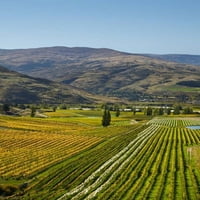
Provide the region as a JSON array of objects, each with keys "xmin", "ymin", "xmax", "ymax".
[
  {"xmin": 133, "ymin": 107, "xmax": 136, "ymax": 115},
  {"xmin": 153, "ymin": 108, "xmax": 159, "ymax": 116},
  {"xmin": 158, "ymin": 108, "xmax": 164, "ymax": 115},
  {"xmin": 102, "ymin": 109, "xmax": 111, "ymax": 127},
  {"xmin": 31, "ymin": 107, "xmax": 36, "ymax": 117},
  {"xmin": 146, "ymin": 107, "xmax": 152, "ymax": 116},
  {"xmin": 102, "ymin": 109, "xmax": 107, "ymax": 127},
  {"xmin": 166, "ymin": 108, "xmax": 171, "ymax": 115},
  {"xmin": 173, "ymin": 106, "xmax": 180, "ymax": 115},
  {"xmin": 52, "ymin": 106, "xmax": 57, "ymax": 112},
  {"xmin": 18, "ymin": 104, "xmax": 26, "ymax": 109},
  {"xmin": 183, "ymin": 107, "xmax": 193, "ymax": 114},
  {"xmin": 2, "ymin": 104, "xmax": 10, "ymax": 113},
  {"xmin": 116, "ymin": 108, "xmax": 120, "ymax": 117},
  {"xmin": 60, "ymin": 104, "xmax": 67, "ymax": 110}
]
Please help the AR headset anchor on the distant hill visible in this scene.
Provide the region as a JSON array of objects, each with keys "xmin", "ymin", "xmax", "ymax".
[
  {"xmin": 0, "ymin": 65, "xmax": 115, "ymax": 104},
  {"xmin": 0, "ymin": 47, "xmax": 200, "ymax": 101},
  {"xmin": 142, "ymin": 54, "xmax": 200, "ymax": 66}
]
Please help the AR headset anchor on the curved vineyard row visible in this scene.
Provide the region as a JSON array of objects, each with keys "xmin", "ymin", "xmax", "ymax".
[
  {"xmin": 57, "ymin": 125, "xmax": 160, "ymax": 200},
  {"xmin": 0, "ymin": 129, "xmax": 102, "ymax": 177},
  {"xmin": 0, "ymin": 115, "xmax": 199, "ymax": 200},
  {"xmin": 0, "ymin": 115, "xmax": 141, "ymax": 179},
  {"xmin": 22, "ymin": 124, "xmax": 148, "ymax": 200},
  {"xmin": 55, "ymin": 118, "xmax": 200, "ymax": 200},
  {"xmin": 148, "ymin": 117, "xmax": 200, "ymax": 127}
]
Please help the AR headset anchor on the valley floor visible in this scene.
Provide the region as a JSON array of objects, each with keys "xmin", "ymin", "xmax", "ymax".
[{"xmin": 0, "ymin": 110, "xmax": 199, "ymax": 199}]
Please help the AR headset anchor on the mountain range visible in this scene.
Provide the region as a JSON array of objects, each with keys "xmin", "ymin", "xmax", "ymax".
[
  {"xmin": 143, "ymin": 54, "xmax": 200, "ymax": 66},
  {"xmin": 0, "ymin": 47, "xmax": 200, "ymax": 103},
  {"xmin": 0, "ymin": 65, "xmax": 118, "ymax": 104}
]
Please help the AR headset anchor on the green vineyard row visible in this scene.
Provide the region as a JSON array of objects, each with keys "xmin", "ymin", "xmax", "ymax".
[
  {"xmin": 1, "ymin": 116, "xmax": 200, "ymax": 200},
  {"xmin": 55, "ymin": 118, "xmax": 200, "ymax": 200}
]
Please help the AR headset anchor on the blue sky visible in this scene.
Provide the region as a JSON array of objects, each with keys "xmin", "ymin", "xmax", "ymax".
[{"xmin": 0, "ymin": 0, "xmax": 200, "ymax": 54}]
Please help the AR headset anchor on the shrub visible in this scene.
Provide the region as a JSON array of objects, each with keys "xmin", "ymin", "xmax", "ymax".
[{"xmin": 0, "ymin": 184, "xmax": 18, "ymax": 196}]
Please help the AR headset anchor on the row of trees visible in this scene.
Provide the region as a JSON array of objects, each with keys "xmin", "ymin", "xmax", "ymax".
[
  {"xmin": 101, "ymin": 105, "xmax": 195, "ymax": 127},
  {"xmin": 144, "ymin": 106, "xmax": 193, "ymax": 116},
  {"xmin": 145, "ymin": 107, "xmax": 170, "ymax": 116}
]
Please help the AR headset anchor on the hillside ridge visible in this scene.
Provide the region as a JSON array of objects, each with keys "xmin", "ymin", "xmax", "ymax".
[
  {"xmin": 0, "ymin": 47, "xmax": 200, "ymax": 102},
  {"xmin": 0, "ymin": 65, "xmax": 120, "ymax": 104}
]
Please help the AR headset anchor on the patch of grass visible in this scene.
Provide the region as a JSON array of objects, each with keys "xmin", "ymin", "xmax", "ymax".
[{"xmin": 166, "ymin": 85, "xmax": 200, "ymax": 92}]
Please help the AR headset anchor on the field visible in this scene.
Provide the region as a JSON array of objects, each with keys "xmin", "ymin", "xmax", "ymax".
[{"xmin": 0, "ymin": 109, "xmax": 199, "ymax": 199}]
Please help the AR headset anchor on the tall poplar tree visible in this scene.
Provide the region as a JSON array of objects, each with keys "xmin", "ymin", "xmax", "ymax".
[{"xmin": 102, "ymin": 108, "xmax": 111, "ymax": 126}]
